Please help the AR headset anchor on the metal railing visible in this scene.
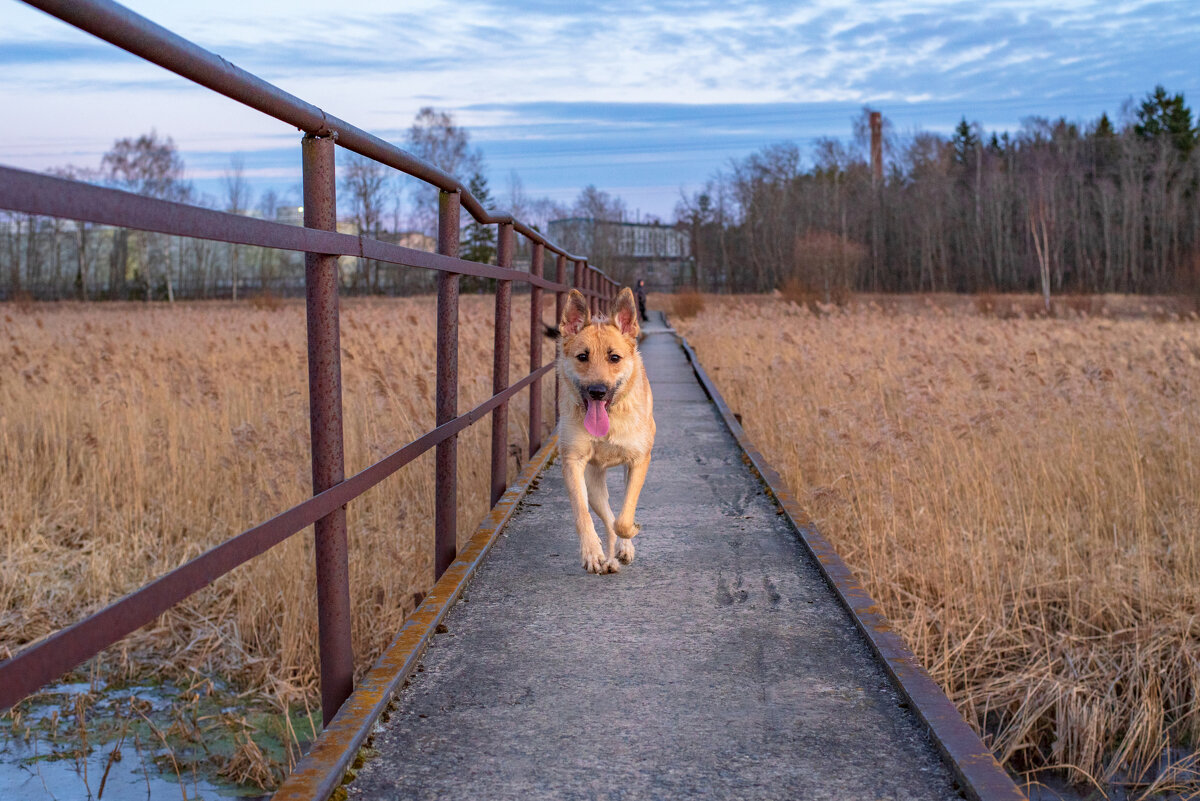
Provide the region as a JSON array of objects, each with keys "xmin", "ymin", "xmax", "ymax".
[{"xmin": 0, "ymin": 0, "xmax": 618, "ymax": 727}]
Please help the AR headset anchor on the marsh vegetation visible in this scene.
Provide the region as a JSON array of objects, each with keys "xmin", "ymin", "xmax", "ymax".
[
  {"xmin": 675, "ymin": 293, "xmax": 1200, "ymax": 796},
  {"xmin": 1, "ymin": 296, "xmax": 555, "ymax": 790}
]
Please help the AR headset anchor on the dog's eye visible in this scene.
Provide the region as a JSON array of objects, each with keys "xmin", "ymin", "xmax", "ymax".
[
  {"xmin": 608, "ymin": 353, "xmax": 621, "ymax": 364},
  {"xmin": 576, "ymin": 352, "xmax": 589, "ymax": 362}
]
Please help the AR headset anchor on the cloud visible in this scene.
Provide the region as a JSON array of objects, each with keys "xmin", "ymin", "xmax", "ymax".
[
  {"xmin": 6, "ymin": 0, "xmax": 1197, "ymax": 106},
  {"xmin": 0, "ymin": 40, "xmax": 127, "ymax": 65},
  {"xmin": 1, "ymin": 0, "xmax": 1198, "ymax": 218}
]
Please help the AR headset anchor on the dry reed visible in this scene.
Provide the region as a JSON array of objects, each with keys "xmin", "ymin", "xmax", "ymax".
[
  {"xmin": 676, "ymin": 295, "xmax": 1200, "ymax": 795},
  {"xmin": 0, "ymin": 295, "xmax": 555, "ymax": 704},
  {"xmin": 670, "ymin": 289, "xmax": 706, "ymax": 320}
]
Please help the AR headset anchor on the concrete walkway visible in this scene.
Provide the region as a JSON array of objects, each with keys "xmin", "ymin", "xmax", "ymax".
[{"xmin": 347, "ymin": 314, "xmax": 964, "ymax": 800}]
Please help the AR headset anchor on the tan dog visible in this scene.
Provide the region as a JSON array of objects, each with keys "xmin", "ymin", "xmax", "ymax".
[{"xmin": 553, "ymin": 287, "xmax": 655, "ymax": 574}]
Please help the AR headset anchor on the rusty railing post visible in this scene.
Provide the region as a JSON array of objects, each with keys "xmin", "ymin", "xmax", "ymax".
[
  {"xmin": 301, "ymin": 133, "xmax": 354, "ymax": 727},
  {"xmin": 573, "ymin": 259, "xmax": 585, "ymax": 307},
  {"xmin": 490, "ymin": 223, "xmax": 514, "ymax": 506},
  {"xmin": 528, "ymin": 241, "xmax": 544, "ymax": 456},
  {"xmin": 583, "ymin": 262, "xmax": 595, "ymax": 315},
  {"xmin": 436, "ymin": 190, "xmax": 460, "ymax": 579},
  {"xmin": 556, "ymin": 253, "xmax": 568, "ymax": 322},
  {"xmin": 555, "ymin": 253, "xmax": 567, "ymax": 422}
]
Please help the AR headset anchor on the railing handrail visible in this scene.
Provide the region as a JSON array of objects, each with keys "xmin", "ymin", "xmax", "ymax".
[
  {"xmin": 0, "ymin": 165, "xmax": 603, "ymax": 297},
  {"xmin": 17, "ymin": 0, "xmax": 617, "ymax": 285},
  {"xmin": 0, "ymin": 0, "xmax": 622, "ymax": 731}
]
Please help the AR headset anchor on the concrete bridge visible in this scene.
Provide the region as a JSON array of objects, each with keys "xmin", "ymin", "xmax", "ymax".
[{"xmin": 276, "ymin": 314, "xmax": 1024, "ymax": 801}]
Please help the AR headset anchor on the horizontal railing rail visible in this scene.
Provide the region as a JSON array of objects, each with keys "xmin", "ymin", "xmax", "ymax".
[
  {"xmin": 0, "ymin": 166, "xmax": 607, "ymax": 299},
  {"xmin": 0, "ymin": 0, "xmax": 620, "ymax": 735}
]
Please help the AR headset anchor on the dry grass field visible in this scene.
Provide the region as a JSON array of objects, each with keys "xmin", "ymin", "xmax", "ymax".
[
  {"xmin": 674, "ymin": 294, "xmax": 1200, "ymax": 794},
  {"xmin": 0, "ymin": 296, "xmax": 555, "ymax": 768},
  {"xmin": 6, "ymin": 291, "xmax": 1200, "ymax": 793}
]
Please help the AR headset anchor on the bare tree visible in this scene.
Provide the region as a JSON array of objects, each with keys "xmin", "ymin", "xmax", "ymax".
[
  {"xmin": 223, "ymin": 155, "xmax": 252, "ymax": 301},
  {"xmin": 406, "ymin": 107, "xmax": 483, "ymax": 235},
  {"xmin": 101, "ymin": 131, "xmax": 189, "ymax": 299},
  {"xmin": 258, "ymin": 189, "xmax": 281, "ymax": 293},
  {"xmin": 340, "ymin": 151, "xmax": 389, "ymax": 291},
  {"xmin": 47, "ymin": 166, "xmax": 99, "ymax": 299},
  {"xmin": 5, "ymin": 213, "xmax": 24, "ymax": 296}
]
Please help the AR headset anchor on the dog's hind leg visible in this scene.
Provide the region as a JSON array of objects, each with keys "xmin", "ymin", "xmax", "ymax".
[
  {"xmin": 585, "ymin": 462, "xmax": 621, "ymax": 572},
  {"xmin": 564, "ymin": 457, "xmax": 614, "ymax": 574}
]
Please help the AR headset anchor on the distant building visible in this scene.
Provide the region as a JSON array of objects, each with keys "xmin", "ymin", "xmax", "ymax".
[
  {"xmin": 390, "ymin": 231, "xmax": 436, "ymax": 253},
  {"xmin": 273, "ymin": 210, "xmax": 445, "ymax": 292},
  {"xmin": 274, "ymin": 206, "xmax": 304, "ymax": 227},
  {"xmin": 547, "ymin": 218, "xmax": 692, "ymax": 290},
  {"xmin": 273, "ymin": 207, "xmax": 366, "ymax": 282},
  {"xmin": 369, "ymin": 230, "xmax": 438, "ymax": 293}
]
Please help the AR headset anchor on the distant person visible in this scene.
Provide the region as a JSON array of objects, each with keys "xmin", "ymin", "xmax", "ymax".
[{"xmin": 635, "ymin": 279, "xmax": 648, "ymax": 322}]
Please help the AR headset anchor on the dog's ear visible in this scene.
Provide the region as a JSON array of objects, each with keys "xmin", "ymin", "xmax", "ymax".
[
  {"xmin": 612, "ymin": 287, "xmax": 639, "ymax": 339},
  {"xmin": 560, "ymin": 289, "xmax": 590, "ymax": 337}
]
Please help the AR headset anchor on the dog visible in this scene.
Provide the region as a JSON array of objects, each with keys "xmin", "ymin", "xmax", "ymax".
[{"xmin": 551, "ymin": 287, "xmax": 655, "ymax": 574}]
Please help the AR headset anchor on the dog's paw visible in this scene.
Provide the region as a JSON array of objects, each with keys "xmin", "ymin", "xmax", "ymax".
[
  {"xmin": 615, "ymin": 538, "xmax": 635, "ymax": 565},
  {"xmin": 615, "ymin": 519, "xmax": 641, "ymax": 539},
  {"xmin": 581, "ymin": 547, "xmax": 611, "ymax": 574}
]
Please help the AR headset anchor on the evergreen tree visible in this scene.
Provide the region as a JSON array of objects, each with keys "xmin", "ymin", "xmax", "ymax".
[
  {"xmin": 460, "ymin": 171, "xmax": 497, "ymax": 292},
  {"xmin": 1134, "ymin": 85, "xmax": 1198, "ymax": 157},
  {"xmin": 951, "ymin": 117, "xmax": 979, "ymax": 166},
  {"xmin": 1088, "ymin": 112, "xmax": 1120, "ymax": 172}
]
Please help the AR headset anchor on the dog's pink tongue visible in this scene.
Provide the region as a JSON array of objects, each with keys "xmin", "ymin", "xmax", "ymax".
[{"xmin": 584, "ymin": 399, "xmax": 610, "ymax": 437}]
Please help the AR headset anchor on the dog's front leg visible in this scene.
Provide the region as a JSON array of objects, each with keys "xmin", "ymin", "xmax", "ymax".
[
  {"xmin": 615, "ymin": 454, "xmax": 650, "ymax": 541},
  {"xmin": 563, "ymin": 456, "xmax": 612, "ymax": 574},
  {"xmin": 584, "ymin": 462, "xmax": 622, "ymax": 572}
]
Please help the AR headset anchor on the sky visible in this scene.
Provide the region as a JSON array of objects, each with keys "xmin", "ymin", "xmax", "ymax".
[{"xmin": 2, "ymin": 0, "xmax": 1198, "ymax": 221}]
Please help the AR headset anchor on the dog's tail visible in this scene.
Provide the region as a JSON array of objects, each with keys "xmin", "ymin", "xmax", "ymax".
[{"xmin": 543, "ymin": 323, "xmax": 560, "ymax": 340}]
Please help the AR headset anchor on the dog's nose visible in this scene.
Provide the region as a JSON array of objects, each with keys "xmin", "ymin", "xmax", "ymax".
[{"xmin": 587, "ymin": 384, "xmax": 608, "ymax": 400}]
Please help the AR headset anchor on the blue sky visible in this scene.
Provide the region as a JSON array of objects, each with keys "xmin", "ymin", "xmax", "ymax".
[{"xmin": 2, "ymin": 0, "xmax": 1198, "ymax": 220}]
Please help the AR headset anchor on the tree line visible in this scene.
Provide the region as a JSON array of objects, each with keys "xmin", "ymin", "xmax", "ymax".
[
  {"xmin": 678, "ymin": 86, "xmax": 1200, "ymax": 299},
  {"xmin": 0, "ymin": 108, "xmax": 588, "ymax": 300},
  {"xmin": 5, "ymin": 86, "xmax": 1198, "ymax": 300}
]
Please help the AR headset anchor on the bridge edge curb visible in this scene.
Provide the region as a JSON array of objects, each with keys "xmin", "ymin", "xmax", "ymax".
[{"xmin": 271, "ymin": 435, "xmax": 560, "ymax": 801}]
